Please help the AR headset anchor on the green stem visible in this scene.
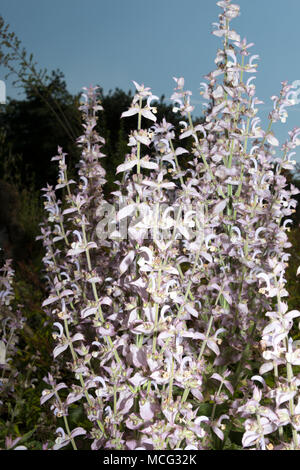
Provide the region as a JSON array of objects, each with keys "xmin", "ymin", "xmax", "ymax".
[{"xmin": 54, "ymin": 390, "xmax": 77, "ymax": 450}]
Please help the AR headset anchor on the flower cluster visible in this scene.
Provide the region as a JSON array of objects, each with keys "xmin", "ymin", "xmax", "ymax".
[{"xmin": 38, "ymin": 0, "xmax": 300, "ymax": 450}]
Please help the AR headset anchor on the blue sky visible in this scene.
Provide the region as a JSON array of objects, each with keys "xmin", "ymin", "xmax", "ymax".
[{"xmin": 1, "ymin": 0, "xmax": 300, "ymax": 161}]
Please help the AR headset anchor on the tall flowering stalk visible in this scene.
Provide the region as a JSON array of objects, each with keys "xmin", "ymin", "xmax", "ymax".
[{"xmin": 38, "ymin": 0, "xmax": 300, "ymax": 450}]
